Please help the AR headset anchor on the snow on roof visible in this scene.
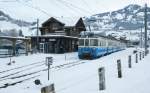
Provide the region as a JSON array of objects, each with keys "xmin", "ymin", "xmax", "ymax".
[
  {"xmin": 0, "ymin": 36, "xmax": 30, "ymax": 40},
  {"xmin": 126, "ymin": 35, "xmax": 140, "ymax": 41},
  {"xmin": 42, "ymin": 17, "xmax": 81, "ymax": 27},
  {"xmin": 80, "ymin": 30, "xmax": 106, "ymax": 37},
  {"xmin": 29, "ymin": 34, "xmax": 78, "ymax": 39},
  {"xmin": 55, "ymin": 17, "xmax": 81, "ymax": 27}
]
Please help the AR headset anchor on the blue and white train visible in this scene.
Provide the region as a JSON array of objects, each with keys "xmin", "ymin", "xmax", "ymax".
[{"xmin": 78, "ymin": 36, "xmax": 126, "ymax": 59}]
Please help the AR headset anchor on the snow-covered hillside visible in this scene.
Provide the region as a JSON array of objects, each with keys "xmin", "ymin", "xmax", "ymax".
[
  {"xmin": 0, "ymin": 10, "xmax": 36, "ymax": 36},
  {"xmin": 85, "ymin": 4, "xmax": 150, "ymax": 30},
  {"xmin": 0, "ymin": 1, "xmax": 149, "ymax": 36}
]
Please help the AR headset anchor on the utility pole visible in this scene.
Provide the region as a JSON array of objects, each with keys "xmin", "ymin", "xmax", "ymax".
[
  {"xmin": 88, "ymin": 25, "xmax": 91, "ymax": 32},
  {"xmin": 144, "ymin": 4, "xmax": 148, "ymax": 55},
  {"xmin": 36, "ymin": 19, "xmax": 39, "ymax": 52},
  {"xmin": 140, "ymin": 26, "xmax": 143, "ymax": 48}
]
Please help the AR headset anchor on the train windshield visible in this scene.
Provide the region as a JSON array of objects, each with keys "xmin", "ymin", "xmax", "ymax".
[
  {"xmin": 79, "ymin": 39, "xmax": 84, "ymax": 46},
  {"xmin": 90, "ymin": 39, "xmax": 98, "ymax": 46}
]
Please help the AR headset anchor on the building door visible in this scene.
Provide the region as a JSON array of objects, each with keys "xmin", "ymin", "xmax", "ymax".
[
  {"xmin": 47, "ymin": 42, "xmax": 55, "ymax": 53},
  {"xmin": 44, "ymin": 42, "xmax": 49, "ymax": 53},
  {"xmin": 39, "ymin": 43, "xmax": 45, "ymax": 53}
]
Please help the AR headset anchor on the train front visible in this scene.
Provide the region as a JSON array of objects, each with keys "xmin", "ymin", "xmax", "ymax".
[{"xmin": 78, "ymin": 38, "xmax": 98, "ymax": 59}]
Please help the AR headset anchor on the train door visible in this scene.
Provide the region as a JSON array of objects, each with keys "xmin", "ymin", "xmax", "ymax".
[{"xmin": 106, "ymin": 39, "xmax": 109, "ymax": 54}]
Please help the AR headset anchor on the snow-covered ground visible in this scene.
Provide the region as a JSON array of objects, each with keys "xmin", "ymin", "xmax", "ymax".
[{"xmin": 0, "ymin": 48, "xmax": 150, "ymax": 93}]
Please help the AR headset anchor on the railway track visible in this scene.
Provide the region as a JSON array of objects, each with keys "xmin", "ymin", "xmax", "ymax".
[
  {"xmin": 0, "ymin": 59, "xmax": 90, "ymax": 89},
  {"xmin": 0, "ymin": 75, "xmax": 40, "ymax": 89},
  {"xmin": 0, "ymin": 61, "xmax": 45, "ymax": 74},
  {"xmin": 0, "ymin": 63, "xmax": 45, "ymax": 80}
]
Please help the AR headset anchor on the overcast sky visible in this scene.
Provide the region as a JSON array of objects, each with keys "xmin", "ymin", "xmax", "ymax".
[{"xmin": 0, "ymin": 0, "xmax": 149, "ymax": 21}]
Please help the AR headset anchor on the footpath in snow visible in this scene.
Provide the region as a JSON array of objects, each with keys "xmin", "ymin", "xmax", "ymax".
[{"xmin": 0, "ymin": 48, "xmax": 150, "ymax": 93}]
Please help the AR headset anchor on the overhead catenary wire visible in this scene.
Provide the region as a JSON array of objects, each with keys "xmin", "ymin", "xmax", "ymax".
[
  {"xmin": 0, "ymin": 0, "xmax": 92, "ymax": 19},
  {"xmin": 48, "ymin": 0, "xmax": 74, "ymax": 16},
  {"xmin": 52, "ymin": 0, "xmax": 88, "ymax": 17},
  {"xmin": 0, "ymin": 0, "xmax": 53, "ymax": 17},
  {"xmin": 15, "ymin": 0, "xmax": 53, "ymax": 17},
  {"xmin": 81, "ymin": 0, "xmax": 95, "ymax": 13},
  {"xmin": 58, "ymin": 0, "xmax": 93, "ymax": 15}
]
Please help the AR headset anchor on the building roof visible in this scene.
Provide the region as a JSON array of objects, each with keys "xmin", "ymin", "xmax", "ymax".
[
  {"xmin": 42, "ymin": 17, "xmax": 82, "ymax": 27},
  {"xmin": 0, "ymin": 36, "xmax": 30, "ymax": 40},
  {"xmin": 55, "ymin": 17, "xmax": 81, "ymax": 27},
  {"xmin": 28, "ymin": 34, "xmax": 78, "ymax": 39}
]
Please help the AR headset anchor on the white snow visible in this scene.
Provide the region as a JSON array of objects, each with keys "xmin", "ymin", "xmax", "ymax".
[
  {"xmin": 57, "ymin": 17, "xmax": 80, "ymax": 27},
  {"xmin": 116, "ymin": 13, "xmax": 123, "ymax": 20},
  {"xmin": 0, "ymin": 21, "xmax": 34, "ymax": 36},
  {"xmin": 42, "ymin": 17, "xmax": 81, "ymax": 27},
  {"xmin": 137, "ymin": 12, "xmax": 144, "ymax": 16},
  {"xmin": 0, "ymin": 21, "xmax": 21, "ymax": 30},
  {"xmin": 127, "ymin": 15, "xmax": 133, "ymax": 21},
  {"xmin": 0, "ymin": 48, "xmax": 150, "ymax": 93}
]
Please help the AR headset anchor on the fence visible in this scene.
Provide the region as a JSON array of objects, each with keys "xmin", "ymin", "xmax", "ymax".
[{"xmin": 0, "ymin": 49, "xmax": 26, "ymax": 58}]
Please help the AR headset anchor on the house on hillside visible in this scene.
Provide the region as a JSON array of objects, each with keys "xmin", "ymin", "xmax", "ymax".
[{"xmin": 30, "ymin": 17, "xmax": 86, "ymax": 53}]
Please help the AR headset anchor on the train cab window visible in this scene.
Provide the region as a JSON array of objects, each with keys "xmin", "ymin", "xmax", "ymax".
[
  {"xmin": 79, "ymin": 39, "xmax": 84, "ymax": 46},
  {"xmin": 100, "ymin": 40, "xmax": 105, "ymax": 46},
  {"xmin": 99, "ymin": 42, "xmax": 101, "ymax": 46},
  {"xmin": 90, "ymin": 39, "xmax": 98, "ymax": 46},
  {"xmin": 101, "ymin": 41, "xmax": 103, "ymax": 46},
  {"xmin": 85, "ymin": 39, "xmax": 89, "ymax": 46}
]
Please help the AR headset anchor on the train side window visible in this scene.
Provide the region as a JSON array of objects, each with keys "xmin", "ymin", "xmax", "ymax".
[
  {"xmin": 103, "ymin": 41, "xmax": 106, "ymax": 46},
  {"xmin": 99, "ymin": 41, "xmax": 101, "ymax": 46},
  {"xmin": 90, "ymin": 39, "xmax": 98, "ymax": 46},
  {"xmin": 102, "ymin": 41, "xmax": 105, "ymax": 46},
  {"xmin": 108, "ymin": 42, "xmax": 110, "ymax": 46},
  {"xmin": 79, "ymin": 39, "xmax": 84, "ymax": 46},
  {"xmin": 101, "ymin": 41, "xmax": 103, "ymax": 46},
  {"xmin": 85, "ymin": 39, "xmax": 89, "ymax": 46}
]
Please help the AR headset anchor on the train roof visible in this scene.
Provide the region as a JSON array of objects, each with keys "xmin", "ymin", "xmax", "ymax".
[
  {"xmin": 79, "ymin": 35, "xmax": 128, "ymax": 43},
  {"xmin": 80, "ymin": 31, "xmax": 128, "ymax": 43}
]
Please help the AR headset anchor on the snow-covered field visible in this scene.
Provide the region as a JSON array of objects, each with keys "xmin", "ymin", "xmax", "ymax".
[{"xmin": 0, "ymin": 48, "xmax": 150, "ymax": 93}]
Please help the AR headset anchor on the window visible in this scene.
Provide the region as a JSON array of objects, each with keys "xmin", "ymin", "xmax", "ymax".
[
  {"xmin": 99, "ymin": 42, "xmax": 101, "ymax": 46},
  {"xmin": 79, "ymin": 39, "xmax": 84, "ymax": 46},
  {"xmin": 99, "ymin": 40, "xmax": 106, "ymax": 46},
  {"xmin": 85, "ymin": 39, "xmax": 89, "ymax": 46},
  {"xmin": 52, "ymin": 23, "xmax": 59, "ymax": 30},
  {"xmin": 90, "ymin": 39, "xmax": 98, "ymax": 46}
]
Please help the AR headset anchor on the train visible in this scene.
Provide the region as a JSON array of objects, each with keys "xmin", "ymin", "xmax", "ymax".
[{"xmin": 78, "ymin": 36, "xmax": 126, "ymax": 59}]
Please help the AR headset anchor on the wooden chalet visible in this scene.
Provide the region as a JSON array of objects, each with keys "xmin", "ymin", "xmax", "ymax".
[
  {"xmin": 30, "ymin": 17, "xmax": 86, "ymax": 53},
  {"xmin": 40, "ymin": 17, "xmax": 86, "ymax": 37}
]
